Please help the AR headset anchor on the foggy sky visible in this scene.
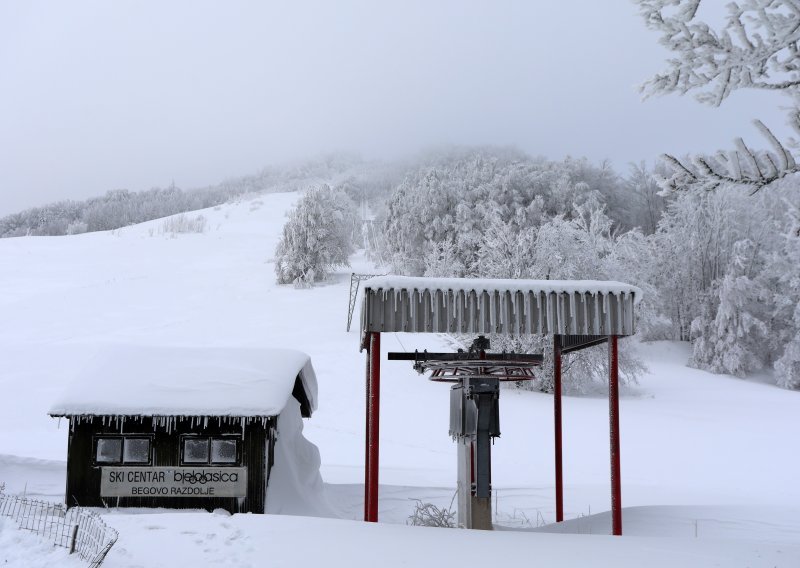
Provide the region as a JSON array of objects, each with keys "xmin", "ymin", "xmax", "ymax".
[{"xmin": 0, "ymin": 1, "xmax": 792, "ymax": 215}]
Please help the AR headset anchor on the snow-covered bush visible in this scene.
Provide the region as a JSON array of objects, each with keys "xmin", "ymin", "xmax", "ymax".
[
  {"xmin": 274, "ymin": 185, "xmax": 358, "ymax": 286},
  {"xmin": 406, "ymin": 498, "xmax": 456, "ymax": 528},
  {"xmin": 66, "ymin": 220, "xmax": 88, "ymax": 235},
  {"xmin": 462, "ymin": 333, "xmax": 644, "ymax": 395},
  {"xmin": 158, "ymin": 214, "xmax": 208, "ymax": 235}
]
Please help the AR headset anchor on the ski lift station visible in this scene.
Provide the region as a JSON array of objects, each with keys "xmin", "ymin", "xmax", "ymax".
[
  {"xmin": 48, "ymin": 346, "xmax": 317, "ymax": 514},
  {"xmin": 358, "ymin": 275, "xmax": 640, "ymax": 534},
  {"xmin": 46, "ymin": 274, "xmax": 639, "ymax": 534}
]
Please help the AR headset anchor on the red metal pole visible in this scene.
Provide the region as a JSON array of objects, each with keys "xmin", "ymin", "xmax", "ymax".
[
  {"xmin": 366, "ymin": 332, "xmax": 381, "ymax": 522},
  {"xmin": 553, "ymin": 334, "xmax": 564, "ymax": 523},
  {"xmin": 363, "ymin": 336, "xmax": 372, "ymax": 521},
  {"xmin": 608, "ymin": 334, "xmax": 622, "ymax": 536}
]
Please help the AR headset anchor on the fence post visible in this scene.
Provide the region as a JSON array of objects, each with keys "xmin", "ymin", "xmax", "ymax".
[{"xmin": 69, "ymin": 524, "xmax": 79, "ymax": 554}]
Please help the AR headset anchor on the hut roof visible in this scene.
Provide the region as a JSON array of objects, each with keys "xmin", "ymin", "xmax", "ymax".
[{"xmin": 48, "ymin": 345, "xmax": 317, "ymax": 418}]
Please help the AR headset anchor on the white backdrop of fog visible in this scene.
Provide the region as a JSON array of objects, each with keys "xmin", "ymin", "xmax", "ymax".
[{"xmin": 0, "ymin": 0, "xmax": 791, "ymax": 215}]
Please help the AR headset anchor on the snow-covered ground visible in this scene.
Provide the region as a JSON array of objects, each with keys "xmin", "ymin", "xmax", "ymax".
[{"xmin": 1, "ymin": 192, "xmax": 799, "ymax": 566}]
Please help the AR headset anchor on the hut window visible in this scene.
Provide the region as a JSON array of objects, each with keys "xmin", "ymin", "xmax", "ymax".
[
  {"xmin": 211, "ymin": 439, "xmax": 237, "ymax": 463},
  {"xmin": 123, "ymin": 438, "xmax": 151, "ymax": 463},
  {"xmin": 182, "ymin": 437, "xmax": 239, "ymax": 465},
  {"xmin": 183, "ymin": 439, "xmax": 209, "ymax": 464},
  {"xmin": 95, "ymin": 437, "xmax": 151, "ymax": 464},
  {"xmin": 96, "ymin": 438, "xmax": 122, "ymax": 463}
]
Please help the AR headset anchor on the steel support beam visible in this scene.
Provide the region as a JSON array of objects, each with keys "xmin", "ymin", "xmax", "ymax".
[
  {"xmin": 553, "ymin": 334, "xmax": 564, "ymax": 523},
  {"xmin": 364, "ymin": 332, "xmax": 381, "ymax": 522},
  {"xmin": 608, "ymin": 334, "xmax": 622, "ymax": 536}
]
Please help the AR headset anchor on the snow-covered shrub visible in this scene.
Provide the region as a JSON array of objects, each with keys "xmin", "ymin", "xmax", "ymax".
[
  {"xmin": 159, "ymin": 214, "xmax": 208, "ymax": 235},
  {"xmin": 66, "ymin": 220, "xmax": 88, "ymax": 235},
  {"xmin": 274, "ymin": 185, "xmax": 358, "ymax": 286},
  {"xmin": 466, "ymin": 334, "xmax": 644, "ymax": 395},
  {"xmin": 406, "ymin": 498, "xmax": 456, "ymax": 528}
]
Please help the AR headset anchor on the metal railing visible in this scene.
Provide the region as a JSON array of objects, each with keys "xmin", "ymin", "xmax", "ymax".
[
  {"xmin": 346, "ymin": 273, "xmax": 383, "ymax": 331},
  {"xmin": 0, "ymin": 494, "xmax": 118, "ymax": 567}
]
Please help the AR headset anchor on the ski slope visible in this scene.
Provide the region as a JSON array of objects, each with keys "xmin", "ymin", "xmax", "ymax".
[{"xmin": 1, "ymin": 191, "xmax": 799, "ymax": 567}]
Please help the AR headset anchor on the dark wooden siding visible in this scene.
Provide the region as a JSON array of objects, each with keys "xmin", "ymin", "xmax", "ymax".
[{"xmin": 65, "ymin": 416, "xmax": 273, "ymax": 514}]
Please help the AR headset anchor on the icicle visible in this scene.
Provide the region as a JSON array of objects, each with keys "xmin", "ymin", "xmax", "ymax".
[
  {"xmin": 204, "ymin": 416, "xmax": 208, "ymax": 428},
  {"xmin": 582, "ymin": 293, "xmax": 589, "ymax": 334},
  {"xmin": 454, "ymin": 290, "xmax": 461, "ymax": 332},
  {"xmin": 569, "ymin": 293, "xmax": 577, "ymax": 334},
  {"xmin": 241, "ymin": 417, "xmax": 245, "ymax": 436},
  {"xmin": 499, "ymin": 291, "xmax": 506, "ymax": 330},
  {"xmin": 594, "ymin": 293, "xmax": 601, "ymax": 334},
  {"xmin": 555, "ymin": 294, "xmax": 562, "ymax": 335},
  {"xmin": 431, "ymin": 290, "xmax": 437, "ymax": 333},
  {"xmin": 489, "ymin": 292, "xmax": 496, "ymax": 331},
  {"xmin": 522, "ymin": 291, "xmax": 530, "ymax": 334}
]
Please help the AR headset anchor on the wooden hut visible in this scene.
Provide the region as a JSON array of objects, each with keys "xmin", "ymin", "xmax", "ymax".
[{"xmin": 48, "ymin": 345, "xmax": 317, "ymax": 514}]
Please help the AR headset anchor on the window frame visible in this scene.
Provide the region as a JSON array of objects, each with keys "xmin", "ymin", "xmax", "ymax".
[
  {"xmin": 179, "ymin": 435, "xmax": 241, "ymax": 466},
  {"xmin": 93, "ymin": 435, "xmax": 153, "ymax": 466}
]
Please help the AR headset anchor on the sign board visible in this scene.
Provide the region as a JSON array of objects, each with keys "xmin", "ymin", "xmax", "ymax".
[{"xmin": 100, "ymin": 467, "xmax": 247, "ymax": 498}]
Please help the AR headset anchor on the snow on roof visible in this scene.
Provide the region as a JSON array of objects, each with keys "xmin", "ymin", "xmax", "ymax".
[
  {"xmin": 48, "ymin": 345, "xmax": 318, "ymax": 418},
  {"xmin": 364, "ymin": 275, "xmax": 642, "ymax": 301}
]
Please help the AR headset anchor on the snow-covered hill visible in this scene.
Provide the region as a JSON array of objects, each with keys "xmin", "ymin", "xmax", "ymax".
[{"xmin": 1, "ymin": 192, "xmax": 799, "ymax": 567}]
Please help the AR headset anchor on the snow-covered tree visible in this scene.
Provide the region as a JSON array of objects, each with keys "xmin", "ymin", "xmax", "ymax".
[
  {"xmin": 624, "ymin": 162, "xmax": 666, "ymax": 234},
  {"xmin": 274, "ymin": 185, "xmax": 358, "ymax": 286},
  {"xmin": 637, "ymin": 0, "xmax": 800, "ymax": 193},
  {"xmin": 773, "ymin": 203, "xmax": 800, "ymax": 388},
  {"xmin": 689, "ymin": 240, "xmax": 769, "ymax": 376}
]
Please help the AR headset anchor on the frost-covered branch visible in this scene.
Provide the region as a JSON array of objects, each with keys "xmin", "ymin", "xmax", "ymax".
[
  {"xmin": 637, "ymin": 1, "xmax": 800, "ymax": 193},
  {"xmin": 655, "ymin": 120, "xmax": 800, "ymax": 193},
  {"xmin": 637, "ymin": 0, "xmax": 800, "ymax": 105}
]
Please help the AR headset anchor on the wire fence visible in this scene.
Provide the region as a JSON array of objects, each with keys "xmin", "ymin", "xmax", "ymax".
[{"xmin": 0, "ymin": 493, "xmax": 118, "ymax": 567}]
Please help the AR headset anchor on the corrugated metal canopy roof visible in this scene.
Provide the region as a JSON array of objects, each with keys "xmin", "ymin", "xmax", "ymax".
[{"xmin": 361, "ymin": 276, "xmax": 640, "ymax": 337}]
